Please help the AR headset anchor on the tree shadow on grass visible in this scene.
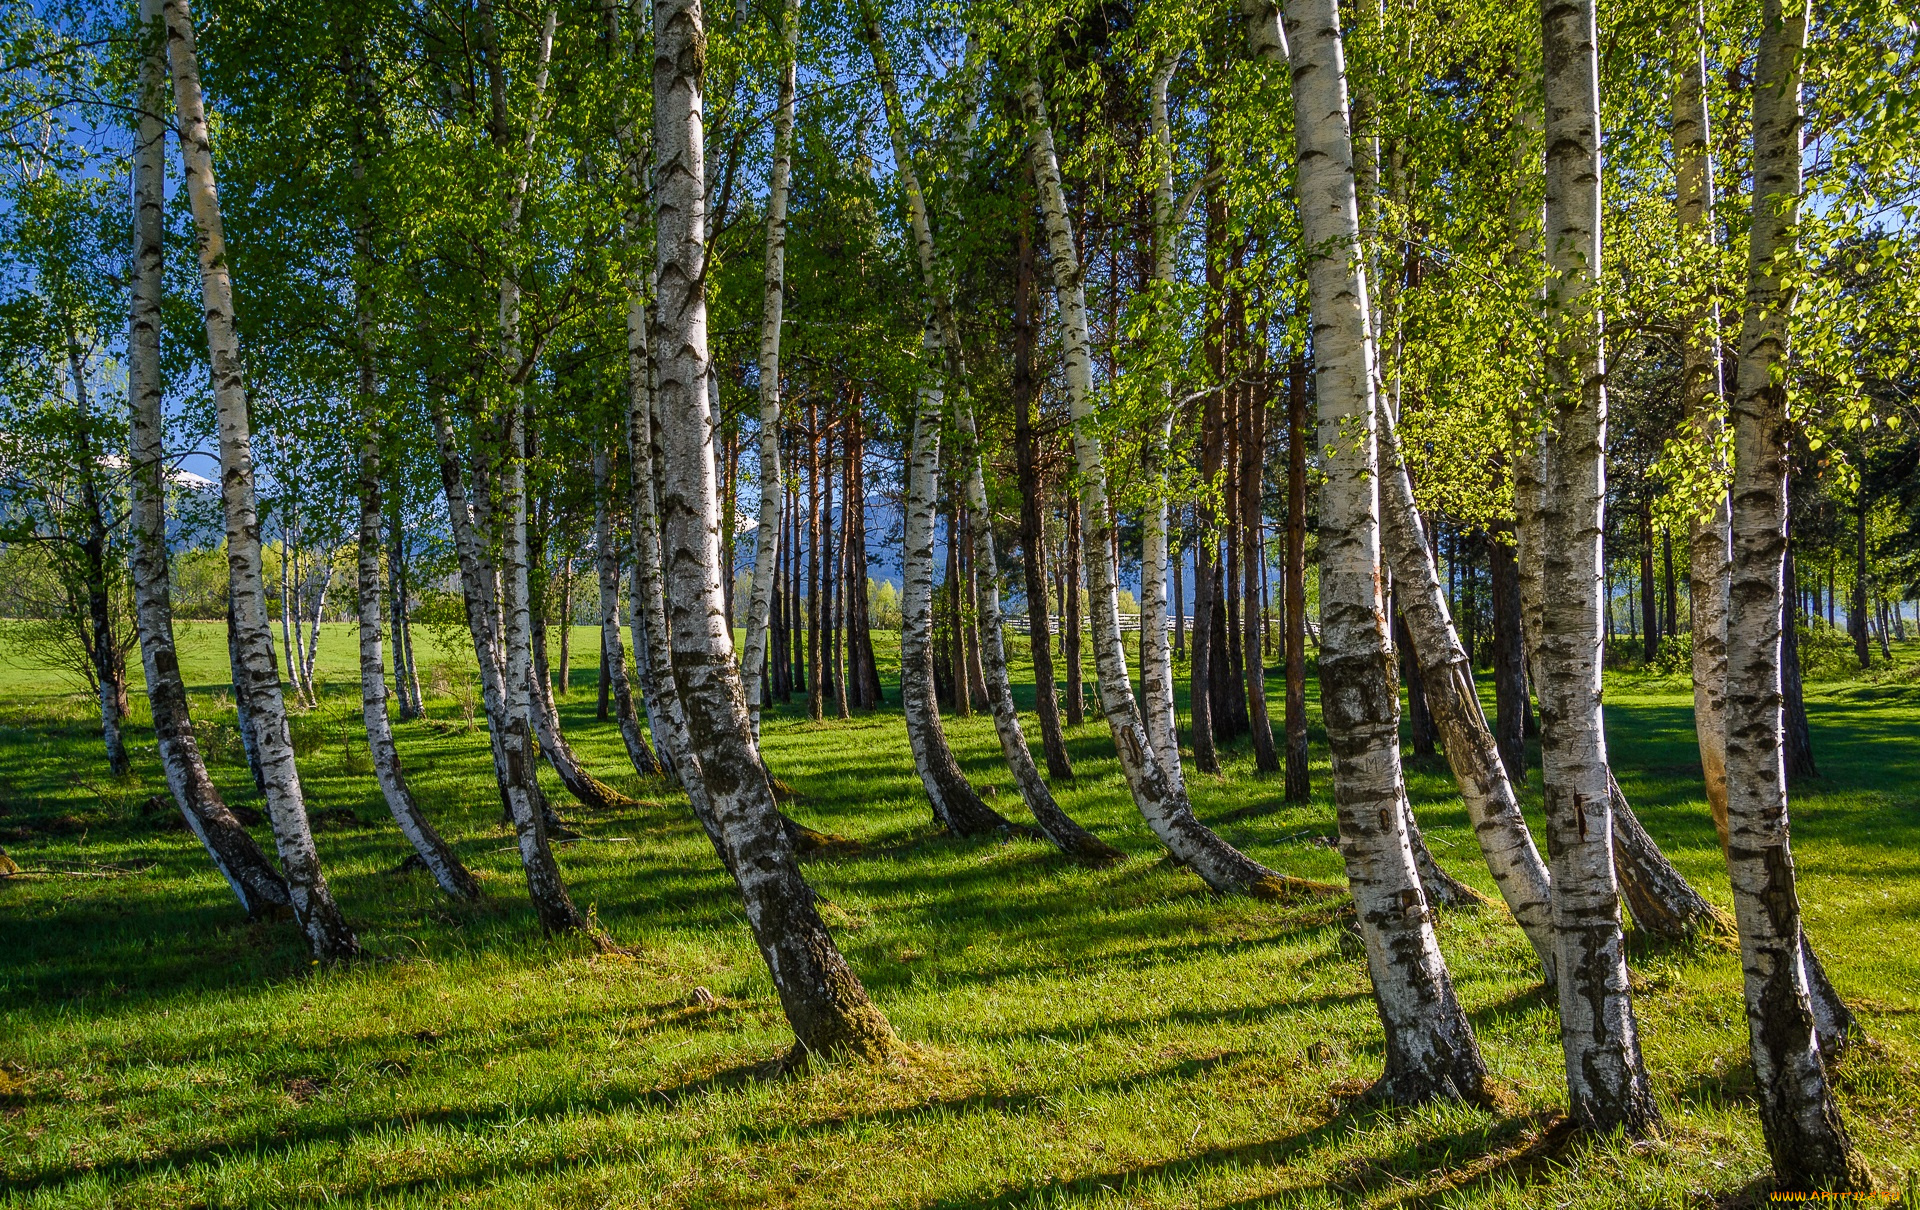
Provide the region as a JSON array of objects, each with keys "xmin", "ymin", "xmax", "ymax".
[{"xmin": 0, "ymin": 1047, "xmax": 1252, "ymax": 1203}]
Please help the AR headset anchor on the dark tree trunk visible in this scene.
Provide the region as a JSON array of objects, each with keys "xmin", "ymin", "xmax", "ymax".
[
  {"xmin": 1222, "ymin": 361, "xmax": 1248, "ymax": 743},
  {"xmin": 807, "ymin": 397, "xmax": 824, "ymax": 720},
  {"xmin": 1396, "ymin": 609, "xmax": 1437, "ymax": 757},
  {"xmin": 1241, "ymin": 334, "xmax": 1278, "ymax": 772},
  {"xmin": 1014, "ymin": 221, "xmax": 1072, "ymax": 776},
  {"xmin": 1063, "ymin": 499, "xmax": 1085, "ymax": 725},
  {"xmin": 847, "ymin": 408, "xmax": 883, "ymax": 705},
  {"xmin": 945, "ymin": 485, "xmax": 968, "ymax": 715},
  {"xmin": 1661, "ymin": 528, "xmax": 1677, "ymax": 641},
  {"xmin": 1783, "ymin": 544, "xmax": 1816, "ymax": 782},
  {"xmin": 1172, "ymin": 517, "xmax": 1185, "ymax": 660},
  {"xmin": 1852, "ymin": 494, "xmax": 1870, "ymax": 668},
  {"xmin": 1190, "ymin": 531, "xmax": 1219, "ymax": 773},
  {"xmin": 1489, "ymin": 523, "xmax": 1527, "ymax": 780},
  {"xmin": 1284, "ymin": 351, "xmax": 1310, "ymax": 801},
  {"xmin": 1641, "ymin": 498, "xmax": 1660, "ymax": 663}
]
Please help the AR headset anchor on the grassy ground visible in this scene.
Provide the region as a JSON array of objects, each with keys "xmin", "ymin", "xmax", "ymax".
[{"xmin": 1, "ymin": 621, "xmax": 1917, "ymax": 1208}]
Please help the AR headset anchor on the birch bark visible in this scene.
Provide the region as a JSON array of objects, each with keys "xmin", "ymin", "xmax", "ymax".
[
  {"xmin": 1253, "ymin": 0, "xmax": 1489, "ymax": 1103},
  {"xmin": 1724, "ymin": 0, "xmax": 1863, "ymax": 1184},
  {"xmin": 1535, "ymin": 0, "xmax": 1658, "ymax": 1132},
  {"xmin": 1377, "ymin": 407, "xmax": 1557, "ymax": 975},
  {"xmin": 128, "ymin": 0, "xmax": 289, "ymax": 916},
  {"xmin": 1673, "ymin": 1, "xmax": 1733, "ymax": 847},
  {"xmin": 740, "ymin": 0, "xmax": 799, "ymax": 731},
  {"xmin": 431, "ymin": 398, "xmax": 584, "ymax": 927},
  {"xmin": 165, "ymin": 0, "xmax": 357, "ymax": 960},
  {"xmin": 1023, "ymin": 70, "xmax": 1320, "ymax": 900},
  {"xmin": 357, "ymin": 411, "xmax": 478, "ymax": 900},
  {"xmin": 1140, "ymin": 62, "xmax": 1185, "ymax": 790},
  {"xmin": 594, "ymin": 446, "xmax": 660, "ymax": 775},
  {"xmin": 860, "ymin": 14, "xmax": 1058, "ymax": 839},
  {"xmin": 652, "ymin": 0, "xmax": 896, "ymax": 1058}
]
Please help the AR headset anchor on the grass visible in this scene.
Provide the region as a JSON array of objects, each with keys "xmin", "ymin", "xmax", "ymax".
[{"xmin": 1, "ymin": 620, "xmax": 1918, "ymax": 1208}]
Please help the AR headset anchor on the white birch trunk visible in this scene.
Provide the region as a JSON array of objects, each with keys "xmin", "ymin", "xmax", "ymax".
[
  {"xmin": 1259, "ymin": 0, "xmax": 1489, "ymax": 1103},
  {"xmin": 1376, "ymin": 407, "xmax": 1557, "ymax": 975},
  {"xmin": 1673, "ymin": 2, "xmax": 1733, "ymax": 847},
  {"xmin": 863, "ymin": 16, "xmax": 1101, "ymax": 844},
  {"xmin": 127, "ymin": 0, "xmax": 289, "ymax": 917},
  {"xmin": 1023, "ymin": 71, "xmax": 1320, "ymax": 900},
  {"xmin": 1139, "ymin": 61, "xmax": 1183, "ymax": 791},
  {"xmin": 740, "ymin": 0, "xmax": 798, "ymax": 730},
  {"xmin": 1723, "ymin": 0, "xmax": 1862, "ymax": 1185},
  {"xmin": 594, "ymin": 446, "xmax": 660, "ymax": 775},
  {"xmin": 1535, "ymin": 0, "xmax": 1658, "ymax": 1132},
  {"xmin": 858, "ymin": 17, "xmax": 1017, "ymax": 836},
  {"xmin": 164, "ymin": 0, "xmax": 357, "ymax": 960},
  {"xmin": 357, "ymin": 415, "xmax": 478, "ymax": 899},
  {"xmin": 651, "ymin": 0, "xmax": 896, "ymax": 1058}
]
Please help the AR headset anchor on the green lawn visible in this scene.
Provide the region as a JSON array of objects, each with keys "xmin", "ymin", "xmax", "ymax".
[{"xmin": 1, "ymin": 621, "xmax": 1917, "ymax": 1208}]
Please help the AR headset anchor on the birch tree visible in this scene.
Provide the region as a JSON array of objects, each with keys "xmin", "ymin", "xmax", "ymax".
[
  {"xmin": 126, "ymin": 0, "xmax": 289, "ymax": 917},
  {"xmin": 1260, "ymin": 0, "xmax": 1490, "ymax": 1102},
  {"xmin": 593, "ymin": 446, "xmax": 660, "ymax": 776},
  {"xmin": 740, "ymin": 0, "xmax": 799, "ymax": 729},
  {"xmin": 1021, "ymin": 68, "xmax": 1321, "ymax": 900},
  {"xmin": 1673, "ymin": 0, "xmax": 1732, "ymax": 849},
  {"xmin": 650, "ymin": 0, "xmax": 897, "ymax": 1058},
  {"xmin": 1722, "ymin": 0, "xmax": 1864, "ymax": 1185},
  {"xmin": 163, "ymin": 0, "xmax": 358, "ymax": 960},
  {"xmin": 1533, "ymin": 0, "xmax": 1658, "ymax": 1133}
]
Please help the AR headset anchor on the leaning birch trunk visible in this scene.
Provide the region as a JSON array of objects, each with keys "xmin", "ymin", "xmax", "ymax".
[
  {"xmin": 430, "ymin": 400, "xmax": 517, "ymax": 806},
  {"xmin": 594, "ymin": 447, "xmax": 659, "ymax": 776},
  {"xmin": 490, "ymin": 8, "xmax": 588, "ymax": 935},
  {"xmin": 651, "ymin": 0, "xmax": 897, "ymax": 1059},
  {"xmin": 1535, "ymin": 0, "xmax": 1659, "ymax": 1133},
  {"xmin": 1723, "ymin": 0, "xmax": 1863, "ymax": 1186},
  {"xmin": 1258, "ymin": 0, "xmax": 1490, "ymax": 1104},
  {"xmin": 529, "ymin": 616, "xmax": 640, "ymax": 810},
  {"xmin": 1137, "ymin": 60, "xmax": 1184, "ymax": 790},
  {"xmin": 740, "ymin": 0, "xmax": 798, "ymax": 732},
  {"xmin": 127, "ymin": 0, "xmax": 289, "ymax": 917},
  {"xmin": 163, "ymin": 0, "xmax": 357, "ymax": 961},
  {"xmin": 898, "ymin": 347, "xmax": 1016, "ymax": 836},
  {"xmin": 357, "ymin": 419, "xmax": 479, "ymax": 900},
  {"xmin": 1674, "ymin": 1, "xmax": 1733, "ymax": 849},
  {"xmin": 435, "ymin": 404, "xmax": 586, "ymax": 905},
  {"xmin": 346, "ymin": 62, "xmax": 478, "ymax": 901},
  {"xmin": 1023, "ymin": 70, "xmax": 1325, "ymax": 901},
  {"xmin": 862, "ymin": 14, "xmax": 1044, "ymax": 839},
  {"xmin": 1376, "ymin": 407, "xmax": 1557, "ymax": 975},
  {"xmin": 966, "ymin": 449, "xmax": 1122, "ymax": 859}
]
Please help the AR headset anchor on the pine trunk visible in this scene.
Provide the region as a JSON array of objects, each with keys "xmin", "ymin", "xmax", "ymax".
[
  {"xmin": 1284, "ymin": 351, "xmax": 1310, "ymax": 801},
  {"xmin": 1241, "ymin": 337, "xmax": 1278, "ymax": 772},
  {"xmin": 165, "ymin": 0, "xmax": 358, "ymax": 961},
  {"xmin": 1063, "ymin": 501, "xmax": 1086, "ymax": 726}
]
